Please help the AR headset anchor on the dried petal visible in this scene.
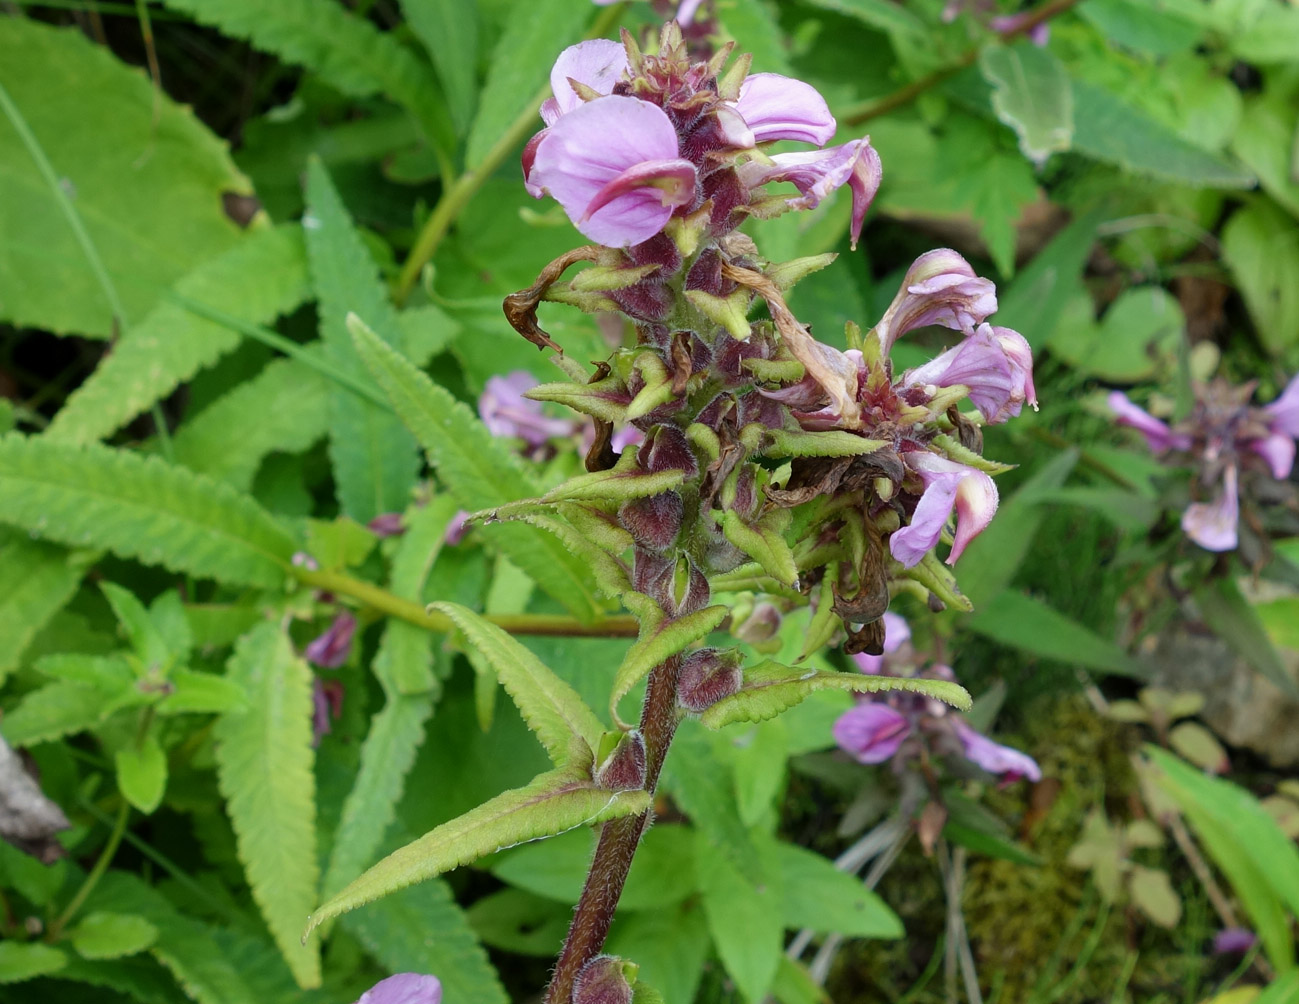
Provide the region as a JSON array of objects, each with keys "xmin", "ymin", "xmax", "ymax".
[{"xmin": 851, "ymin": 611, "xmax": 910, "ymax": 674}]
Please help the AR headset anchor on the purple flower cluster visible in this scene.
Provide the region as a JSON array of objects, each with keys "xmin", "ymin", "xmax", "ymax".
[
  {"xmin": 522, "ymin": 32, "xmax": 880, "ymax": 249},
  {"xmin": 833, "ymin": 613, "xmax": 1041, "ymax": 784},
  {"xmin": 1110, "ymin": 374, "xmax": 1299, "ymax": 551}
]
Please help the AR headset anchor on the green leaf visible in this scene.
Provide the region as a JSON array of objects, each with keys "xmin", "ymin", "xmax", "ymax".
[
  {"xmin": 720, "ymin": 511, "xmax": 798, "ymax": 588},
  {"xmin": 1077, "ymin": 0, "xmax": 1203, "ymax": 56},
  {"xmin": 1046, "ymin": 286, "xmax": 1184, "ymax": 382},
  {"xmin": 996, "ymin": 209, "xmax": 1102, "ymax": 350},
  {"xmin": 697, "ymin": 832, "xmax": 783, "ymax": 1004},
  {"xmin": 1222, "ymin": 200, "xmax": 1299, "ymax": 357},
  {"xmin": 1256, "ymin": 597, "xmax": 1299, "ymax": 651},
  {"xmin": 776, "ymin": 842, "xmax": 902, "ymax": 938},
  {"xmin": 172, "ymin": 357, "xmax": 329, "ymax": 491},
  {"xmin": 967, "ymin": 591, "xmax": 1147, "ymax": 678},
  {"xmin": 1232, "ymin": 4, "xmax": 1299, "ymax": 64},
  {"xmin": 304, "ymin": 159, "xmax": 420, "ymax": 523},
  {"xmin": 0, "ymin": 530, "xmax": 90, "ymax": 682},
  {"xmin": 771, "ymin": 957, "xmax": 831, "ymax": 1004},
  {"xmin": 1128, "ymin": 864, "xmax": 1182, "ymax": 928},
  {"xmin": 467, "ymin": 887, "xmax": 569, "ymax": 956},
  {"xmin": 465, "ymin": 0, "xmax": 589, "ymax": 167},
  {"xmin": 1070, "ymin": 78, "xmax": 1255, "ymax": 188},
  {"xmin": 343, "ymin": 877, "xmax": 508, "ymax": 1004},
  {"xmin": 0, "ymin": 17, "xmax": 249, "ymax": 338},
  {"xmin": 1, "ymin": 681, "xmax": 118, "ymax": 747},
  {"xmin": 1168, "ymin": 721, "xmax": 1228, "ymax": 773},
  {"xmin": 70, "ymin": 912, "xmax": 159, "ymax": 960},
  {"xmin": 432, "ymin": 601, "xmax": 606, "ymax": 765},
  {"xmin": 309, "ymin": 769, "xmax": 649, "ymax": 934},
  {"xmin": 1147, "ymin": 746, "xmax": 1299, "ymax": 971},
  {"xmin": 716, "ymin": 0, "xmax": 793, "ymax": 75},
  {"xmin": 796, "ymin": 0, "xmax": 924, "ymax": 37},
  {"xmin": 700, "ymin": 661, "xmax": 972, "ymax": 729},
  {"xmin": 611, "ymin": 606, "xmax": 729, "ymax": 727},
  {"xmin": 978, "ymin": 42, "xmax": 1073, "ymax": 167},
  {"xmin": 1233, "ymin": 93, "xmax": 1299, "ymax": 219},
  {"xmin": 947, "ymin": 133, "xmax": 1040, "ymax": 277},
  {"xmin": 116, "ymin": 735, "xmax": 168, "ymax": 815},
  {"xmin": 1193, "ymin": 577, "xmax": 1299, "ymax": 699},
  {"xmin": 214, "ymin": 622, "xmax": 321, "ymax": 989},
  {"xmin": 0, "ymin": 942, "xmax": 67, "ymax": 983},
  {"xmin": 764, "ymin": 429, "xmax": 886, "ymax": 459},
  {"xmin": 46, "ymin": 226, "xmax": 309, "ymax": 446},
  {"xmin": 401, "ymin": 0, "xmax": 479, "ymax": 134},
  {"xmin": 161, "ymin": 0, "xmax": 454, "ymax": 155},
  {"xmin": 605, "ymin": 902, "xmax": 710, "ymax": 1004},
  {"xmin": 541, "ymin": 465, "xmax": 686, "ymax": 504},
  {"xmin": 157, "ymin": 669, "xmax": 248, "ymax": 716},
  {"xmin": 347, "ymin": 313, "xmax": 603, "ymax": 620},
  {"xmin": 322, "ymin": 692, "xmax": 435, "ymax": 902},
  {"xmin": 101, "ymin": 582, "xmax": 172, "ymax": 673},
  {"xmin": 0, "ymin": 435, "xmax": 297, "ymax": 587}
]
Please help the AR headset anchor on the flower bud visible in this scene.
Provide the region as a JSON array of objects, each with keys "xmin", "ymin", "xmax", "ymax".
[
  {"xmin": 595, "ymin": 730, "xmax": 647, "ymax": 791},
  {"xmin": 618, "ymin": 492, "xmax": 684, "ymax": 551},
  {"xmin": 677, "ymin": 648, "xmax": 743, "ymax": 712},
  {"xmin": 733, "ymin": 601, "xmax": 782, "ymax": 643},
  {"xmin": 572, "ymin": 955, "xmax": 636, "ymax": 1004},
  {"xmin": 639, "ymin": 424, "xmax": 699, "ymax": 478}
]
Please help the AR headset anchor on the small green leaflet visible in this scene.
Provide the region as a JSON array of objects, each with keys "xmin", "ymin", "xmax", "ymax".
[
  {"xmin": 116, "ymin": 734, "xmax": 168, "ymax": 815},
  {"xmin": 700, "ymin": 661, "xmax": 972, "ymax": 730},
  {"xmin": 432, "ymin": 602, "xmax": 606, "ymax": 766},
  {"xmin": 978, "ymin": 42, "xmax": 1073, "ymax": 167},
  {"xmin": 306, "ymin": 769, "xmax": 650, "ymax": 935},
  {"xmin": 0, "ymin": 942, "xmax": 67, "ymax": 984},
  {"xmin": 610, "ymin": 606, "xmax": 729, "ymax": 728},
  {"xmin": 69, "ymin": 912, "xmax": 159, "ymax": 961},
  {"xmin": 215, "ymin": 623, "xmax": 321, "ymax": 989}
]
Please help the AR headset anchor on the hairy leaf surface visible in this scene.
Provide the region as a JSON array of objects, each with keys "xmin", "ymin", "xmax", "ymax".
[
  {"xmin": 611, "ymin": 606, "xmax": 729, "ymax": 727},
  {"xmin": 0, "ymin": 530, "xmax": 92, "ymax": 682}
]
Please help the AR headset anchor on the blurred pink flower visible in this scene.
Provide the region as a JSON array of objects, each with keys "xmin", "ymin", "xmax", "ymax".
[
  {"xmin": 355, "ymin": 974, "xmax": 443, "ymax": 1004},
  {"xmin": 304, "ymin": 611, "xmax": 356, "ymax": 669},
  {"xmin": 833, "ymin": 703, "xmax": 911, "ymax": 764}
]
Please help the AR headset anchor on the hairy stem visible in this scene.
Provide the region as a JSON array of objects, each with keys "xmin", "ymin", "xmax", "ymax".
[
  {"xmin": 840, "ymin": 0, "xmax": 1084, "ymax": 126},
  {"xmin": 394, "ymin": 2, "xmax": 629, "ymax": 304},
  {"xmin": 292, "ymin": 566, "xmax": 640, "ymax": 638},
  {"xmin": 545, "ymin": 655, "xmax": 683, "ymax": 1003}
]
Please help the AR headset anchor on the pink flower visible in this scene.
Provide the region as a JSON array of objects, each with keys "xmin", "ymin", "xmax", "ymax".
[
  {"xmin": 479, "ymin": 371, "xmax": 577, "ymax": 448},
  {"xmin": 1264, "ymin": 373, "xmax": 1299, "ymax": 438},
  {"xmin": 737, "ymin": 138, "xmax": 882, "ymax": 249},
  {"xmin": 355, "ymin": 973, "xmax": 443, "ymax": 1004},
  {"xmin": 890, "ymin": 453, "xmax": 999, "ymax": 568},
  {"xmin": 874, "ymin": 250, "xmax": 998, "ymax": 354},
  {"xmin": 1254, "ymin": 373, "xmax": 1299, "ymax": 478},
  {"xmin": 833, "ymin": 703, "xmax": 911, "ymax": 764},
  {"xmin": 539, "ymin": 39, "xmax": 628, "ymax": 127},
  {"xmin": 903, "ymin": 324, "xmax": 1027, "ymax": 424},
  {"xmin": 311, "ymin": 678, "xmax": 344, "ymax": 747},
  {"xmin": 1212, "ymin": 928, "xmax": 1258, "ymax": 955},
  {"xmin": 953, "ymin": 721, "xmax": 1041, "ymax": 784},
  {"xmin": 528, "ymin": 96, "xmax": 699, "ymax": 247},
  {"xmin": 1108, "ymin": 392, "xmax": 1192, "ymax": 453},
  {"xmin": 851, "ymin": 611, "xmax": 911, "ymax": 674},
  {"xmin": 1249, "ymin": 433, "xmax": 1295, "ymax": 480},
  {"xmin": 1182, "ymin": 464, "xmax": 1239, "ymax": 552},
  {"xmin": 734, "ymin": 73, "xmax": 836, "ymax": 146},
  {"xmin": 444, "ymin": 509, "xmax": 471, "ymax": 546},
  {"xmin": 366, "ymin": 512, "xmax": 405, "ymax": 538},
  {"xmin": 304, "ymin": 612, "xmax": 357, "ymax": 669}
]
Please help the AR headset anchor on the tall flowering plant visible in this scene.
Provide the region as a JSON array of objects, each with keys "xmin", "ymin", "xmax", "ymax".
[{"xmin": 310, "ymin": 24, "xmax": 1037, "ymax": 1002}]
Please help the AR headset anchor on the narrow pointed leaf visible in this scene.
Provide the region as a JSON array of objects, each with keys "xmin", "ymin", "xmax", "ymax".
[
  {"xmin": 431, "ymin": 602, "xmax": 606, "ymax": 764},
  {"xmin": 763, "ymin": 429, "xmax": 886, "ymax": 459},
  {"xmin": 347, "ymin": 314, "xmax": 602, "ymax": 620},
  {"xmin": 306, "ymin": 769, "xmax": 650, "ymax": 934},
  {"xmin": 542, "ymin": 467, "xmax": 685, "ymax": 504},
  {"xmin": 720, "ymin": 511, "xmax": 798, "ymax": 588},
  {"xmin": 700, "ymin": 661, "xmax": 971, "ymax": 729},
  {"xmin": 214, "ymin": 623, "xmax": 321, "ymax": 989},
  {"xmin": 0, "ymin": 435, "xmax": 297, "ymax": 587},
  {"xmin": 611, "ymin": 606, "xmax": 729, "ymax": 727}
]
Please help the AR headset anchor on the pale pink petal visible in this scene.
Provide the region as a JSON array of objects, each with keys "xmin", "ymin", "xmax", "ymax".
[
  {"xmin": 304, "ymin": 612, "xmax": 357, "ymax": 669},
  {"xmin": 1182, "ymin": 465, "xmax": 1239, "ymax": 552},
  {"xmin": 889, "ymin": 453, "xmax": 998, "ymax": 567},
  {"xmin": 531, "ymin": 96, "xmax": 698, "ymax": 247},
  {"xmin": 1109, "ymin": 392, "xmax": 1192, "ymax": 452},
  {"xmin": 544, "ymin": 39, "xmax": 628, "ymax": 125},
  {"xmin": 1263, "ymin": 373, "xmax": 1299, "ymax": 438},
  {"xmin": 480, "ymin": 371, "xmax": 576, "ymax": 447},
  {"xmin": 1250, "ymin": 433, "xmax": 1295, "ymax": 480},
  {"xmin": 991, "ymin": 325, "xmax": 1037, "ymax": 411},
  {"xmin": 874, "ymin": 250, "xmax": 998, "ymax": 354},
  {"xmin": 904, "ymin": 326, "xmax": 1017, "ymax": 423},
  {"xmin": 356, "ymin": 973, "xmax": 443, "ymax": 1004},
  {"xmin": 735, "ymin": 72, "xmax": 836, "ymax": 146},
  {"xmin": 954, "ymin": 721, "xmax": 1041, "ymax": 783},
  {"xmin": 833, "ymin": 703, "xmax": 911, "ymax": 764}
]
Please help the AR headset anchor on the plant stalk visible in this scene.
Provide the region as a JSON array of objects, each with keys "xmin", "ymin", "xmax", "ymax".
[
  {"xmin": 544, "ymin": 655, "xmax": 683, "ymax": 1003},
  {"xmin": 49, "ymin": 798, "xmax": 130, "ymax": 939}
]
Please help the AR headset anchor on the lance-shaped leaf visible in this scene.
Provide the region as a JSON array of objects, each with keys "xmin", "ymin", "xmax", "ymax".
[
  {"xmin": 527, "ymin": 376, "xmax": 630, "ymax": 423},
  {"xmin": 543, "ymin": 455, "xmax": 685, "ymax": 505},
  {"xmin": 306, "ymin": 769, "xmax": 650, "ymax": 935},
  {"xmin": 610, "ymin": 606, "xmax": 729, "ymax": 728},
  {"xmin": 498, "ymin": 509, "xmax": 633, "ymax": 600},
  {"xmin": 431, "ymin": 602, "xmax": 606, "ymax": 765},
  {"xmin": 347, "ymin": 314, "xmax": 602, "ymax": 621},
  {"xmin": 763, "ymin": 428, "xmax": 886, "ymax": 459},
  {"xmin": 700, "ymin": 660, "xmax": 971, "ymax": 729},
  {"xmin": 719, "ymin": 510, "xmax": 798, "ymax": 589}
]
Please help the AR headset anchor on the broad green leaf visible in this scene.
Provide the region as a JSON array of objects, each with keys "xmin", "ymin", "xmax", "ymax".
[
  {"xmin": 101, "ymin": 582, "xmax": 172, "ymax": 674},
  {"xmin": 1256, "ymin": 972, "xmax": 1299, "ymax": 1004},
  {"xmin": 46, "ymin": 226, "xmax": 310, "ymax": 446},
  {"xmin": 1222, "ymin": 200, "xmax": 1299, "ymax": 357},
  {"xmin": 1232, "ymin": 4, "xmax": 1299, "ymax": 64},
  {"xmin": 978, "ymin": 43, "xmax": 1073, "ymax": 167},
  {"xmin": 215, "ymin": 623, "xmax": 321, "ymax": 989},
  {"xmin": 307, "ymin": 768, "xmax": 650, "ymax": 934},
  {"xmin": 776, "ymin": 841, "xmax": 902, "ymax": 938},
  {"xmin": 466, "ymin": 887, "xmax": 569, "ymax": 956},
  {"xmin": 322, "ymin": 693, "xmax": 435, "ymax": 902},
  {"xmin": 401, "ymin": 0, "xmax": 479, "ymax": 133},
  {"xmin": 1047, "ymin": 286, "xmax": 1184, "ymax": 382},
  {"xmin": 0, "ymin": 530, "xmax": 90, "ymax": 681},
  {"xmin": 343, "ymin": 877, "xmax": 508, "ymax": 1004},
  {"xmin": 0, "ymin": 942, "xmax": 67, "ymax": 983},
  {"xmin": 1147, "ymin": 746, "xmax": 1299, "ymax": 971},
  {"xmin": 304, "ymin": 159, "xmax": 420, "ymax": 523},
  {"xmin": 348, "ymin": 314, "xmax": 602, "ymax": 620},
  {"xmin": 173, "ymin": 357, "xmax": 329, "ymax": 490},
  {"xmin": 162, "ymin": 0, "xmax": 454, "ymax": 155},
  {"xmin": 0, "ymin": 17, "xmax": 249, "ymax": 338},
  {"xmin": 0, "ymin": 435, "xmax": 297, "ymax": 587},
  {"xmin": 700, "ymin": 661, "xmax": 971, "ymax": 729},
  {"xmin": 611, "ymin": 606, "xmax": 729, "ymax": 727},
  {"xmin": 996, "ymin": 209, "xmax": 1102, "ymax": 350},
  {"xmin": 432, "ymin": 601, "xmax": 606, "ymax": 765},
  {"xmin": 116, "ymin": 735, "xmax": 168, "ymax": 815},
  {"xmin": 1193, "ymin": 578, "xmax": 1299, "ymax": 699},
  {"xmin": 967, "ymin": 591, "xmax": 1147, "ymax": 678},
  {"xmin": 697, "ymin": 832, "xmax": 783, "ymax": 1004},
  {"xmin": 1, "ymin": 681, "xmax": 118, "ymax": 747},
  {"xmin": 465, "ymin": 0, "xmax": 589, "ymax": 167},
  {"xmin": 53, "ymin": 955, "xmax": 185, "ymax": 1004},
  {"xmin": 70, "ymin": 912, "xmax": 159, "ymax": 960},
  {"xmin": 796, "ymin": 0, "xmax": 924, "ymax": 37},
  {"xmin": 1233, "ymin": 93, "xmax": 1299, "ymax": 219},
  {"xmin": 35, "ymin": 653, "xmax": 133, "ymax": 691},
  {"xmin": 771, "ymin": 957, "xmax": 831, "ymax": 1004},
  {"xmin": 1070, "ymin": 78, "xmax": 1255, "ymax": 188},
  {"xmin": 1256, "ymin": 597, "xmax": 1299, "ymax": 651},
  {"xmin": 946, "ymin": 129, "xmax": 1040, "ymax": 277},
  {"xmin": 731, "ymin": 719, "xmax": 789, "ymax": 827},
  {"xmin": 1077, "ymin": 0, "xmax": 1204, "ymax": 56}
]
